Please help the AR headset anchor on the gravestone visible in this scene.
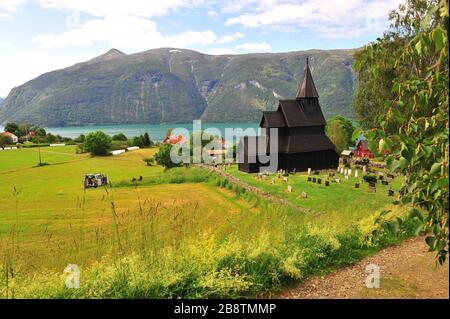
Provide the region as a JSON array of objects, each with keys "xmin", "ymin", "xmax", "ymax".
[
  {"xmin": 308, "ymin": 168, "xmax": 312, "ymax": 175},
  {"xmin": 325, "ymin": 181, "xmax": 330, "ymax": 187},
  {"xmin": 271, "ymin": 179, "xmax": 276, "ymax": 185},
  {"xmin": 363, "ymin": 166, "xmax": 367, "ymax": 174},
  {"xmin": 388, "ymin": 189, "xmax": 394, "ymax": 196},
  {"xmin": 301, "ymin": 191, "xmax": 308, "ymax": 199},
  {"xmin": 287, "ymin": 185, "xmax": 293, "ymax": 193},
  {"xmin": 355, "ymin": 170, "xmax": 358, "ymax": 178},
  {"xmin": 355, "ymin": 183, "xmax": 360, "ymax": 189},
  {"xmin": 317, "ymin": 178, "xmax": 322, "ymax": 184},
  {"xmin": 345, "ymin": 175, "xmax": 349, "ymax": 180},
  {"xmin": 308, "ymin": 177, "xmax": 312, "ymax": 182},
  {"xmin": 382, "ymin": 180, "xmax": 389, "ymax": 186},
  {"xmin": 312, "ymin": 178, "xmax": 317, "ymax": 183}
]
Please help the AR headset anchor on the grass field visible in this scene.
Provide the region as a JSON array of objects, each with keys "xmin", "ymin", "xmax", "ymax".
[
  {"xmin": 0, "ymin": 146, "xmax": 417, "ymax": 298},
  {"xmin": 226, "ymin": 166, "xmax": 403, "ymax": 228}
]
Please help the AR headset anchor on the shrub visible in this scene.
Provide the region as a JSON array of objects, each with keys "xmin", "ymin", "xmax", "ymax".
[
  {"xmin": 154, "ymin": 144, "xmax": 182, "ymax": 169},
  {"xmin": 363, "ymin": 175, "xmax": 377, "ymax": 184},
  {"xmin": 84, "ymin": 131, "xmax": 112, "ymax": 156},
  {"xmin": 112, "ymin": 133, "xmax": 128, "ymax": 141}
]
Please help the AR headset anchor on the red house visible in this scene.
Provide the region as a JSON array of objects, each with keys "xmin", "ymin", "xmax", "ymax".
[{"xmin": 354, "ymin": 139, "xmax": 374, "ymax": 159}]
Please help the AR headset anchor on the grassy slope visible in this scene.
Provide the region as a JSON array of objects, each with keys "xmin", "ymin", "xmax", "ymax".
[
  {"xmin": 227, "ymin": 166, "xmax": 403, "ymax": 228},
  {"xmin": 0, "ymin": 147, "xmax": 416, "ymax": 298}
]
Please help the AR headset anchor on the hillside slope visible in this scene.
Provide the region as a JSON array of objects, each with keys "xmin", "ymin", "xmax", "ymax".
[{"xmin": 0, "ymin": 48, "xmax": 355, "ymax": 126}]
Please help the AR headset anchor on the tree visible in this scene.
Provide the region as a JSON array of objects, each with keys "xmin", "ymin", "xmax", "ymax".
[
  {"xmin": 74, "ymin": 134, "xmax": 86, "ymax": 143},
  {"xmin": 143, "ymin": 132, "xmax": 152, "ymax": 147},
  {"xmin": 132, "ymin": 135, "xmax": 145, "ymax": 148},
  {"xmin": 326, "ymin": 120, "xmax": 348, "ymax": 154},
  {"xmin": 4, "ymin": 122, "xmax": 19, "ymax": 135},
  {"xmin": 112, "ymin": 133, "xmax": 128, "ymax": 141},
  {"xmin": 354, "ymin": 0, "xmax": 448, "ymax": 263},
  {"xmin": 353, "ymin": 0, "xmax": 443, "ymax": 133},
  {"xmin": 326, "ymin": 116, "xmax": 355, "ymax": 153},
  {"xmin": 0, "ymin": 134, "xmax": 12, "ymax": 149},
  {"xmin": 45, "ymin": 133, "xmax": 56, "ymax": 144},
  {"xmin": 84, "ymin": 131, "xmax": 112, "ymax": 156},
  {"xmin": 154, "ymin": 143, "xmax": 182, "ymax": 169},
  {"xmin": 35, "ymin": 127, "xmax": 46, "ymax": 166},
  {"xmin": 35, "ymin": 127, "xmax": 46, "ymax": 137}
]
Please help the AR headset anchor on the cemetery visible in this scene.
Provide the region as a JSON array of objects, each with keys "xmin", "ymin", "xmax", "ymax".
[{"xmin": 228, "ymin": 158, "xmax": 401, "ymax": 225}]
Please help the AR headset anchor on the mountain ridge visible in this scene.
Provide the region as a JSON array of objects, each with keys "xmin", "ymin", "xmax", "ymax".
[{"xmin": 0, "ymin": 48, "xmax": 356, "ymax": 126}]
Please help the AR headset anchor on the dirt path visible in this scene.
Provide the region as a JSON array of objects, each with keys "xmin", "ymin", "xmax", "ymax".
[{"xmin": 278, "ymin": 236, "xmax": 449, "ymax": 299}]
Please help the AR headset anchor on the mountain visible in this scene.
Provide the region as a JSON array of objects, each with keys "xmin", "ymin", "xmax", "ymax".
[{"xmin": 0, "ymin": 48, "xmax": 356, "ymax": 126}]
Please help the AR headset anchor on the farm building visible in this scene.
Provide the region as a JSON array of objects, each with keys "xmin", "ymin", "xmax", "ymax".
[
  {"xmin": 238, "ymin": 58, "xmax": 339, "ymax": 173},
  {"xmin": 354, "ymin": 137, "xmax": 374, "ymax": 159},
  {"xmin": 0, "ymin": 131, "xmax": 18, "ymax": 143}
]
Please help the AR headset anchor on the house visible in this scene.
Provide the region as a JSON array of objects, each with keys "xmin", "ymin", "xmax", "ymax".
[
  {"xmin": 238, "ymin": 58, "xmax": 339, "ymax": 173},
  {"xmin": 354, "ymin": 137, "xmax": 374, "ymax": 159},
  {"xmin": 162, "ymin": 134, "xmax": 187, "ymax": 145},
  {"xmin": 0, "ymin": 132, "xmax": 18, "ymax": 144}
]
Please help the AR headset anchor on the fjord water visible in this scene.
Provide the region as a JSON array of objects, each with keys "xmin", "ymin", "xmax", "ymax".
[{"xmin": 1, "ymin": 123, "xmax": 259, "ymax": 142}]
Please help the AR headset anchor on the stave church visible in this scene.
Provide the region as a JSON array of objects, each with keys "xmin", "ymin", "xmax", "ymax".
[{"xmin": 238, "ymin": 58, "xmax": 339, "ymax": 173}]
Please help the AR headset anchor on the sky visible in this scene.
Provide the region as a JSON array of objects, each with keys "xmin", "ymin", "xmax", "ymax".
[{"xmin": 0, "ymin": 0, "xmax": 403, "ymax": 97}]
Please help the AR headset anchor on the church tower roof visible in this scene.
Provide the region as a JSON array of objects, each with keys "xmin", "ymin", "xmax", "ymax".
[{"xmin": 296, "ymin": 57, "xmax": 319, "ymax": 99}]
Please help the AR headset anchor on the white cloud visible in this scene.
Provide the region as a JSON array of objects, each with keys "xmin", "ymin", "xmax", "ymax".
[
  {"xmin": 0, "ymin": 0, "xmax": 26, "ymax": 18},
  {"xmin": 0, "ymin": 50, "xmax": 92, "ymax": 96},
  {"xmin": 225, "ymin": 0, "xmax": 402, "ymax": 38},
  {"xmin": 216, "ymin": 32, "xmax": 244, "ymax": 44},
  {"xmin": 208, "ymin": 48, "xmax": 236, "ymax": 55},
  {"xmin": 0, "ymin": 41, "xmax": 13, "ymax": 47},
  {"xmin": 237, "ymin": 42, "xmax": 271, "ymax": 52},
  {"xmin": 36, "ymin": 0, "xmax": 204, "ymax": 18},
  {"xmin": 0, "ymin": 0, "xmax": 26, "ymax": 11},
  {"xmin": 33, "ymin": 15, "xmax": 245, "ymax": 50}
]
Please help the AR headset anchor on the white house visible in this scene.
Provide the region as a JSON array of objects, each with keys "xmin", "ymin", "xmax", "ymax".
[{"xmin": 0, "ymin": 132, "xmax": 18, "ymax": 143}]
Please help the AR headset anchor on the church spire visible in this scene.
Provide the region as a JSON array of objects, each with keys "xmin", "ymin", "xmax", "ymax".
[{"xmin": 296, "ymin": 57, "xmax": 319, "ymax": 99}]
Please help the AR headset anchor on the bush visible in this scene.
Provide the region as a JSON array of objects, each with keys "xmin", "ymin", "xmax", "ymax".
[
  {"xmin": 363, "ymin": 175, "xmax": 377, "ymax": 184},
  {"xmin": 84, "ymin": 131, "xmax": 112, "ymax": 156},
  {"xmin": 154, "ymin": 144, "xmax": 182, "ymax": 169},
  {"xmin": 112, "ymin": 133, "xmax": 128, "ymax": 141}
]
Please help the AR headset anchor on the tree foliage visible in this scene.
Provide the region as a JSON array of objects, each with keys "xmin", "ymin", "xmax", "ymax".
[
  {"xmin": 0, "ymin": 134, "xmax": 12, "ymax": 149},
  {"xmin": 84, "ymin": 131, "xmax": 112, "ymax": 156},
  {"xmin": 154, "ymin": 143, "xmax": 182, "ymax": 169},
  {"xmin": 354, "ymin": 0, "xmax": 449, "ymax": 263},
  {"xmin": 326, "ymin": 116, "xmax": 355, "ymax": 153}
]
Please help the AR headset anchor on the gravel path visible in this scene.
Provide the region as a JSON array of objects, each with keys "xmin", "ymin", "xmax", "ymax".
[{"xmin": 277, "ymin": 236, "xmax": 449, "ymax": 299}]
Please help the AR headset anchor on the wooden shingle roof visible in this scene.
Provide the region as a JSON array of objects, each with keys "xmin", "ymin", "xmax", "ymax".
[
  {"xmin": 260, "ymin": 111, "xmax": 286, "ymax": 128},
  {"xmin": 277, "ymin": 100, "xmax": 326, "ymax": 128}
]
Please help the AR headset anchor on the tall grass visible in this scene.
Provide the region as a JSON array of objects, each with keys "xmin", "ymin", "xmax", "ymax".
[{"xmin": 0, "ymin": 173, "xmax": 420, "ymax": 299}]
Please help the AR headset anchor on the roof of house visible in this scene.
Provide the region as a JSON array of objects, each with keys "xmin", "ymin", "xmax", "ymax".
[
  {"xmin": 260, "ymin": 58, "xmax": 325, "ymax": 129},
  {"xmin": 277, "ymin": 100, "xmax": 326, "ymax": 127},
  {"xmin": 260, "ymin": 111, "xmax": 286, "ymax": 128},
  {"xmin": 0, "ymin": 132, "xmax": 17, "ymax": 137},
  {"xmin": 341, "ymin": 150, "xmax": 353, "ymax": 156},
  {"xmin": 357, "ymin": 140, "xmax": 369, "ymax": 150},
  {"xmin": 296, "ymin": 57, "xmax": 319, "ymax": 98}
]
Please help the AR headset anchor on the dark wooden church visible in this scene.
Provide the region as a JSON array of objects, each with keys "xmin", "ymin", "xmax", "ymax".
[{"xmin": 238, "ymin": 58, "xmax": 339, "ymax": 173}]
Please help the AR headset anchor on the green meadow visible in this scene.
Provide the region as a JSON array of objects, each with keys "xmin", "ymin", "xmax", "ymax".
[{"xmin": 0, "ymin": 146, "xmax": 418, "ymax": 298}]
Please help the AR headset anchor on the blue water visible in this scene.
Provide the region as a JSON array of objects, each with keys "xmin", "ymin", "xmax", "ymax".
[{"xmin": 1, "ymin": 123, "xmax": 260, "ymax": 142}]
